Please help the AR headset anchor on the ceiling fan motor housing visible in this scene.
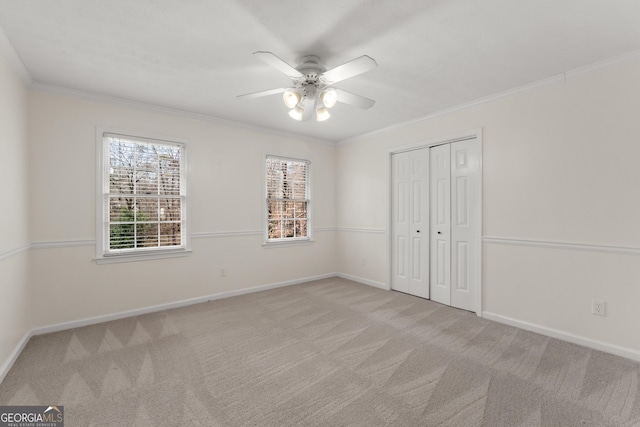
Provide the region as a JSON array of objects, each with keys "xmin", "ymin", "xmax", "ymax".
[{"xmin": 295, "ymin": 55, "xmax": 326, "ymax": 87}]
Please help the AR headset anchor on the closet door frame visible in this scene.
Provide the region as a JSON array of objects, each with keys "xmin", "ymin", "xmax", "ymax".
[{"xmin": 386, "ymin": 128, "xmax": 483, "ymax": 316}]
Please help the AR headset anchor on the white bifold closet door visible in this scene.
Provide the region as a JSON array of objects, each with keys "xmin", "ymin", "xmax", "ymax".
[
  {"xmin": 391, "ymin": 148, "xmax": 430, "ymax": 298},
  {"xmin": 430, "ymin": 140, "xmax": 481, "ymax": 311},
  {"xmin": 429, "ymin": 144, "xmax": 451, "ymax": 305}
]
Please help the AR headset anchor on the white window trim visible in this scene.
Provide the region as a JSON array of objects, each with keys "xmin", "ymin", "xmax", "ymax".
[
  {"xmin": 95, "ymin": 127, "xmax": 191, "ymax": 264},
  {"xmin": 263, "ymin": 154, "xmax": 313, "ymax": 246}
]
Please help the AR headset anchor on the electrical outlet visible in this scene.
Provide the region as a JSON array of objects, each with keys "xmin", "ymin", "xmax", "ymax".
[
  {"xmin": 220, "ymin": 268, "xmax": 227, "ymax": 277},
  {"xmin": 592, "ymin": 299, "xmax": 606, "ymax": 316},
  {"xmin": 361, "ymin": 258, "xmax": 367, "ymax": 266}
]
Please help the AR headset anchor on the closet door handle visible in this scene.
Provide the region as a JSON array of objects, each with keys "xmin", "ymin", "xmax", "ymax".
[{"xmin": 437, "ymin": 231, "xmax": 442, "ymax": 234}]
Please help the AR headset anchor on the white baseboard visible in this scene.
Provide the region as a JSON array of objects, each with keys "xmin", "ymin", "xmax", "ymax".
[
  {"xmin": 33, "ymin": 273, "xmax": 337, "ymax": 336},
  {"xmin": 336, "ymin": 273, "xmax": 390, "ymax": 290},
  {"xmin": 482, "ymin": 311, "xmax": 640, "ymax": 363},
  {"xmin": 1, "ymin": 273, "xmax": 337, "ymax": 383},
  {"xmin": 0, "ymin": 330, "xmax": 33, "ymax": 384}
]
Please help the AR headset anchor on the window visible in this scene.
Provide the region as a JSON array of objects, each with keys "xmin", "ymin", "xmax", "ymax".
[
  {"xmin": 96, "ymin": 131, "xmax": 189, "ymax": 262},
  {"xmin": 265, "ymin": 156, "xmax": 310, "ymax": 243}
]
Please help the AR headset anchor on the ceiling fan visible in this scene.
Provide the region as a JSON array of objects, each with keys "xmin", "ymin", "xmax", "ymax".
[{"xmin": 237, "ymin": 51, "xmax": 377, "ymax": 122}]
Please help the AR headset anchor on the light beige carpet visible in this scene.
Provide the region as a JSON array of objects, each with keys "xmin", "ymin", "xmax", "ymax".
[{"xmin": 1, "ymin": 277, "xmax": 640, "ymax": 426}]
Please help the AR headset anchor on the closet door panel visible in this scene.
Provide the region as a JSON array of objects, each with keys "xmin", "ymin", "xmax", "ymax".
[
  {"xmin": 450, "ymin": 139, "xmax": 481, "ymax": 311},
  {"xmin": 430, "ymin": 144, "xmax": 451, "ymax": 306}
]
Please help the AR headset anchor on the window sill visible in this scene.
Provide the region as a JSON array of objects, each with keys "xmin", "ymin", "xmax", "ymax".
[
  {"xmin": 95, "ymin": 249, "xmax": 192, "ymax": 264},
  {"xmin": 262, "ymin": 239, "xmax": 315, "ymax": 248}
]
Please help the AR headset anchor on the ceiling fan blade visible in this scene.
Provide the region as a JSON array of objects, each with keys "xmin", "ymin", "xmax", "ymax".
[
  {"xmin": 236, "ymin": 87, "xmax": 287, "ymax": 99},
  {"xmin": 335, "ymin": 89, "xmax": 376, "ymax": 109},
  {"xmin": 253, "ymin": 51, "xmax": 304, "ymax": 79},
  {"xmin": 300, "ymin": 97, "xmax": 315, "ymax": 121},
  {"xmin": 320, "ymin": 55, "xmax": 377, "ymax": 84}
]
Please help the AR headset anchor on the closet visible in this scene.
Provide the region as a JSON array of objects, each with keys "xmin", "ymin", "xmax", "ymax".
[{"xmin": 391, "ymin": 137, "xmax": 481, "ymax": 312}]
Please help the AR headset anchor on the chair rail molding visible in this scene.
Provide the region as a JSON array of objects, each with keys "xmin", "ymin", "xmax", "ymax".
[{"xmin": 483, "ymin": 236, "xmax": 640, "ymax": 256}]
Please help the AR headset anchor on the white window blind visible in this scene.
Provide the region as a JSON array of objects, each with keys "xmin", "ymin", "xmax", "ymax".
[
  {"xmin": 102, "ymin": 133, "xmax": 186, "ymax": 254},
  {"xmin": 266, "ymin": 156, "xmax": 310, "ymax": 241}
]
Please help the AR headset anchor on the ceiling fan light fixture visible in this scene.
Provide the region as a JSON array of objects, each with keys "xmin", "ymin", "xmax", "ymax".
[
  {"xmin": 238, "ymin": 51, "xmax": 377, "ymax": 123},
  {"xmin": 316, "ymin": 106, "xmax": 330, "ymax": 122},
  {"xmin": 283, "ymin": 90, "xmax": 301, "ymax": 108},
  {"xmin": 288, "ymin": 104, "xmax": 304, "ymax": 121},
  {"xmin": 320, "ymin": 89, "xmax": 337, "ymax": 108}
]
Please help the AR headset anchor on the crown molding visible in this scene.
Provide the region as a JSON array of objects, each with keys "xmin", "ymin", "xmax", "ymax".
[
  {"xmin": 564, "ymin": 48, "xmax": 640, "ymax": 80},
  {"xmin": 0, "ymin": 23, "xmax": 31, "ymax": 85},
  {"xmin": 29, "ymin": 82, "xmax": 337, "ymax": 147},
  {"xmin": 6, "ymin": 6, "xmax": 640, "ymax": 151},
  {"xmin": 338, "ymin": 49, "xmax": 640, "ymax": 146},
  {"xmin": 2, "ymin": 12, "xmax": 333, "ymax": 148}
]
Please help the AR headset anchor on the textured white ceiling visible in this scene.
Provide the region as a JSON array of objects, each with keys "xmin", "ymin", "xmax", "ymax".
[{"xmin": 1, "ymin": 0, "xmax": 640, "ymax": 142}]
